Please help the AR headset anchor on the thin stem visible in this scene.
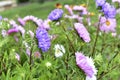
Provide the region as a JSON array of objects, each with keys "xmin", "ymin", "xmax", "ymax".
[
  {"xmin": 98, "ymin": 64, "xmax": 119, "ymax": 80},
  {"xmin": 108, "ymin": 51, "xmax": 119, "ymax": 66},
  {"xmin": 29, "ymin": 42, "xmax": 34, "ymax": 70},
  {"xmin": 91, "ymin": 16, "xmax": 101, "ymax": 57},
  {"xmin": 101, "ymin": 32, "xmax": 105, "ymax": 54},
  {"xmin": 60, "ymin": 21, "xmax": 76, "ymax": 53}
]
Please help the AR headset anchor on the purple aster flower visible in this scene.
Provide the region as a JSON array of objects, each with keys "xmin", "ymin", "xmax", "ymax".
[
  {"xmin": 102, "ymin": 3, "xmax": 116, "ymax": 18},
  {"xmin": 99, "ymin": 16, "xmax": 116, "ymax": 33},
  {"xmin": 95, "ymin": 0, "xmax": 106, "ymax": 7},
  {"xmin": 36, "ymin": 28, "xmax": 51, "ymax": 52},
  {"xmin": 48, "ymin": 9, "xmax": 63, "ymax": 21},
  {"xmin": 74, "ymin": 23, "xmax": 91, "ymax": 43},
  {"xmin": 75, "ymin": 52, "xmax": 97, "ymax": 79}
]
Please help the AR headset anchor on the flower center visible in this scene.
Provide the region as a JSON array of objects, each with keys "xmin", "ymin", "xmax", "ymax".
[{"xmin": 106, "ymin": 20, "xmax": 110, "ymax": 26}]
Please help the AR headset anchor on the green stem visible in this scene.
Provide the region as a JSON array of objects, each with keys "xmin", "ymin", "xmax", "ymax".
[
  {"xmin": 60, "ymin": 21, "xmax": 76, "ymax": 53},
  {"xmin": 108, "ymin": 52, "xmax": 119, "ymax": 66},
  {"xmin": 98, "ymin": 64, "xmax": 119, "ymax": 80},
  {"xmin": 101, "ymin": 32, "xmax": 105, "ymax": 54},
  {"xmin": 91, "ymin": 16, "xmax": 101, "ymax": 57}
]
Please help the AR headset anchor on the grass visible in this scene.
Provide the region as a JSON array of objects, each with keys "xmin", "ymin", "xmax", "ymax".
[
  {"xmin": 0, "ymin": 0, "xmax": 97, "ymax": 19},
  {"xmin": 0, "ymin": 0, "xmax": 120, "ymax": 80},
  {"xmin": 0, "ymin": 0, "xmax": 75, "ymax": 19}
]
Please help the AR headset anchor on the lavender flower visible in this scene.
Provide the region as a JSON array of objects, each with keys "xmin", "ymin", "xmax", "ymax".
[
  {"xmin": 23, "ymin": 15, "xmax": 50, "ymax": 30},
  {"xmin": 99, "ymin": 16, "xmax": 116, "ymax": 33},
  {"xmin": 73, "ymin": 5, "xmax": 88, "ymax": 15},
  {"xmin": 7, "ymin": 28, "xmax": 19, "ymax": 35},
  {"xmin": 36, "ymin": 28, "xmax": 51, "ymax": 52},
  {"xmin": 75, "ymin": 52, "xmax": 97, "ymax": 80},
  {"xmin": 102, "ymin": 3, "xmax": 116, "ymax": 18},
  {"xmin": 18, "ymin": 18, "xmax": 26, "ymax": 26},
  {"xmin": 95, "ymin": 0, "xmax": 106, "ymax": 7},
  {"xmin": 48, "ymin": 9, "xmax": 63, "ymax": 21},
  {"xmin": 64, "ymin": 5, "xmax": 73, "ymax": 15},
  {"xmin": 9, "ymin": 20, "xmax": 25, "ymax": 36},
  {"xmin": 74, "ymin": 23, "xmax": 91, "ymax": 43}
]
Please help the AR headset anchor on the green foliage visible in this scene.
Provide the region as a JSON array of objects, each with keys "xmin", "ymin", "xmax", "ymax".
[{"xmin": 0, "ymin": 0, "xmax": 120, "ymax": 80}]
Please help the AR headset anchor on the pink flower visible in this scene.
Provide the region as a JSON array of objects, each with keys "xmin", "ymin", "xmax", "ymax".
[
  {"xmin": 99, "ymin": 16, "xmax": 116, "ymax": 33},
  {"xmin": 75, "ymin": 52, "xmax": 97, "ymax": 80},
  {"xmin": 7, "ymin": 28, "xmax": 19, "ymax": 35},
  {"xmin": 18, "ymin": 18, "xmax": 26, "ymax": 26},
  {"xmin": 73, "ymin": 5, "xmax": 88, "ymax": 15},
  {"xmin": 64, "ymin": 4, "xmax": 73, "ymax": 15},
  {"xmin": 74, "ymin": 23, "xmax": 91, "ymax": 43}
]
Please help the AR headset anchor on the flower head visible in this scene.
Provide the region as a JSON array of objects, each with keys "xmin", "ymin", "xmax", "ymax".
[
  {"xmin": 74, "ymin": 23, "xmax": 91, "ymax": 43},
  {"xmin": 48, "ymin": 9, "xmax": 63, "ymax": 21},
  {"xmin": 102, "ymin": 3, "xmax": 116, "ymax": 18},
  {"xmin": 99, "ymin": 16, "xmax": 116, "ymax": 33},
  {"xmin": 45, "ymin": 62, "xmax": 52, "ymax": 67},
  {"xmin": 75, "ymin": 52, "xmax": 97, "ymax": 79},
  {"xmin": 54, "ymin": 44, "xmax": 65, "ymax": 58},
  {"xmin": 36, "ymin": 28, "xmax": 51, "ymax": 52},
  {"xmin": 18, "ymin": 18, "xmax": 26, "ymax": 26},
  {"xmin": 64, "ymin": 4, "xmax": 73, "ymax": 15},
  {"xmin": 73, "ymin": 5, "xmax": 88, "ymax": 15},
  {"xmin": 7, "ymin": 28, "xmax": 19, "ymax": 35},
  {"xmin": 95, "ymin": 0, "xmax": 106, "ymax": 7}
]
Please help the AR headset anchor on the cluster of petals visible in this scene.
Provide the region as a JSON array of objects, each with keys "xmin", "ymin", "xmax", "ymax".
[
  {"xmin": 99, "ymin": 16, "xmax": 116, "ymax": 33},
  {"xmin": 102, "ymin": 2, "xmax": 116, "ymax": 18},
  {"xmin": 75, "ymin": 52, "xmax": 97, "ymax": 80},
  {"xmin": 73, "ymin": 5, "xmax": 88, "ymax": 15},
  {"xmin": 64, "ymin": 4, "xmax": 73, "ymax": 15},
  {"xmin": 95, "ymin": 0, "xmax": 116, "ymax": 18},
  {"xmin": 36, "ymin": 27, "xmax": 51, "ymax": 52},
  {"xmin": 95, "ymin": 0, "xmax": 106, "ymax": 7},
  {"xmin": 8, "ymin": 20, "xmax": 25, "ymax": 36},
  {"xmin": 48, "ymin": 9, "xmax": 63, "ymax": 21},
  {"xmin": 74, "ymin": 23, "xmax": 91, "ymax": 43},
  {"xmin": 18, "ymin": 15, "xmax": 51, "ymax": 30}
]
